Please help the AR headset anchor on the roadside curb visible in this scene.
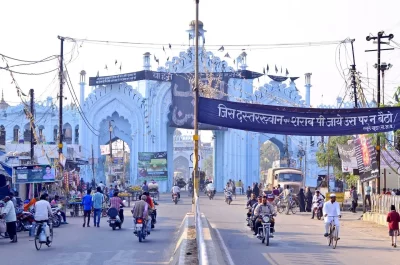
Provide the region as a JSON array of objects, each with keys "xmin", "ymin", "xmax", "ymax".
[{"xmin": 169, "ymin": 213, "xmax": 196, "ymax": 265}]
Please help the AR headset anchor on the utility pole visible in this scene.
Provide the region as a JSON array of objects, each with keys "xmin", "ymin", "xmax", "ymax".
[
  {"xmin": 285, "ymin": 135, "xmax": 290, "ymax": 167},
  {"xmin": 350, "ymin": 39, "xmax": 358, "ymax": 108},
  {"xmin": 193, "ymin": 0, "xmax": 200, "ymax": 211},
  {"xmin": 366, "ymin": 31, "xmax": 394, "ymax": 194},
  {"xmin": 30, "ymin": 89, "xmax": 35, "ymax": 162},
  {"xmin": 58, "ymin": 36, "xmax": 65, "ymax": 156},
  {"xmin": 91, "ymin": 144, "xmax": 95, "ymax": 185},
  {"xmin": 109, "ymin": 121, "xmax": 113, "ymax": 158}
]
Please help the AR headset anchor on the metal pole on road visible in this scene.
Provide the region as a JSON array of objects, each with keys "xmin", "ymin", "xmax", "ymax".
[{"xmin": 193, "ymin": 0, "xmax": 200, "ymax": 213}]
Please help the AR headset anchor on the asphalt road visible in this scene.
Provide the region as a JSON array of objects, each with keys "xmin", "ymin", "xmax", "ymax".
[
  {"xmin": 0, "ymin": 194, "xmax": 191, "ymax": 265},
  {"xmin": 200, "ymin": 193, "xmax": 399, "ymax": 265}
]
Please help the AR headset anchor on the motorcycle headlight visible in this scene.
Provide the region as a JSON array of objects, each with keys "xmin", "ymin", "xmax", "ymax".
[{"xmin": 262, "ymin": 216, "xmax": 270, "ymax": 223}]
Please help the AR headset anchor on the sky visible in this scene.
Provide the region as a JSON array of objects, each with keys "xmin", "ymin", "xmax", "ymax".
[{"xmin": 1, "ymin": 0, "xmax": 400, "ymax": 111}]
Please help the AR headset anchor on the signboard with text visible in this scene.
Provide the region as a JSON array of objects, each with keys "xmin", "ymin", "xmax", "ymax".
[
  {"xmin": 14, "ymin": 165, "xmax": 55, "ymax": 183},
  {"xmin": 137, "ymin": 152, "xmax": 168, "ymax": 181}
]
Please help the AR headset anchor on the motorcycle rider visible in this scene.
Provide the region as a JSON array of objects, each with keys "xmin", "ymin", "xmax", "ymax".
[
  {"xmin": 246, "ymin": 193, "xmax": 258, "ymax": 208},
  {"xmin": 253, "ymin": 195, "xmax": 276, "ymax": 238},
  {"xmin": 250, "ymin": 196, "xmax": 263, "ymax": 229},
  {"xmin": 143, "ymin": 192, "xmax": 156, "ymax": 227},
  {"xmin": 311, "ymin": 190, "xmax": 325, "ymax": 219},
  {"xmin": 206, "ymin": 181, "xmax": 216, "ymax": 196},
  {"xmin": 109, "ymin": 191, "xmax": 126, "ymax": 223},
  {"xmin": 132, "ymin": 195, "xmax": 151, "ymax": 235},
  {"xmin": 171, "ymin": 183, "xmax": 181, "ymax": 200},
  {"xmin": 34, "ymin": 193, "xmax": 53, "ymax": 244}
]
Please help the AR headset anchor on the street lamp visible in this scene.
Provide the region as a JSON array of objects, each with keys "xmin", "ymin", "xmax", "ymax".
[{"xmin": 374, "ymin": 62, "xmax": 393, "ymax": 105}]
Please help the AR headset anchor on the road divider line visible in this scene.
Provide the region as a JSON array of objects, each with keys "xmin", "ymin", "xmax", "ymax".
[{"xmin": 210, "ymin": 223, "xmax": 236, "ymax": 265}]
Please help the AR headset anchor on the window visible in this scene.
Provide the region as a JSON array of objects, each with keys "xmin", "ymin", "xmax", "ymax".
[
  {"xmin": 53, "ymin": 126, "xmax": 58, "ymax": 142},
  {"xmin": 23, "ymin": 123, "xmax": 31, "ymax": 142},
  {"xmin": 278, "ymin": 173, "xmax": 303, "ymax": 182},
  {"xmin": 13, "ymin": 125, "xmax": 20, "ymax": 142},
  {"xmin": 63, "ymin": 123, "xmax": 72, "ymax": 144},
  {"xmin": 0, "ymin": 125, "xmax": 5, "ymax": 145},
  {"xmin": 38, "ymin": 125, "xmax": 45, "ymax": 143},
  {"xmin": 75, "ymin": 125, "xmax": 79, "ymax": 144}
]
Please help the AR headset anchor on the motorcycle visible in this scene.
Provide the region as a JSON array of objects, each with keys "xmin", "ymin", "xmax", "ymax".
[
  {"xmin": 172, "ymin": 193, "xmax": 179, "ymax": 205},
  {"xmin": 134, "ymin": 217, "xmax": 148, "ymax": 242},
  {"xmin": 207, "ymin": 190, "xmax": 215, "ymax": 200},
  {"xmin": 51, "ymin": 206, "xmax": 62, "ymax": 228},
  {"xmin": 150, "ymin": 208, "xmax": 157, "ymax": 229},
  {"xmin": 107, "ymin": 206, "xmax": 124, "ymax": 230},
  {"xmin": 224, "ymin": 190, "xmax": 233, "ymax": 205},
  {"xmin": 16, "ymin": 208, "xmax": 35, "ymax": 232},
  {"xmin": 313, "ymin": 200, "xmax": 323, "ymax": 220},
  {"xmin": 256, "ymin": 214, "xmax": 275, "ymax": 246}
]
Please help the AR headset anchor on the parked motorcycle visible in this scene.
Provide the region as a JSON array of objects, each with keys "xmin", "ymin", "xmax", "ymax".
[
  {"xmin": 256, "ymin": 214, "xmax": 275, "ymax": 246},
  {"xmin": 51, "ymin": 207, "xmax": 62, "ymax": 228},
  {"xmin": 224, "ymin": 190, "xmax": 233, "ymax": 205},
  {"xmin": 134, "ymin": 217, "xmax": 148, "ymax": 242},
  {"xmin": 107, "ymin": 207, "xmax": 124, "ymax": 230},
  {"xmin": 172, "ymin": 193, "xmax": 179, "ymax": 205},
  {"xmin": 16, "ymin": 208, "xmax": 35, "ymax": 232}
]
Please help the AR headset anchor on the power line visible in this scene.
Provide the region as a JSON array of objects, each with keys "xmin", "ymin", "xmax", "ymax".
[{"xmin": 65, "ymin": 36, "xmax": 344, "ymax": 49}]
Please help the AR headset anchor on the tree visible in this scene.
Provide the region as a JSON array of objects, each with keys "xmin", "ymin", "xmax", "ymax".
[
  {"xmin": 259, "ymin": 141, "xmax": 280, "ymax": 172},
  {"xmin": 202, "ymin": 155, "xmax": 213, "ymax": 177},
  {"xmin": 315, "ymin": 136, "xmax": 352, "ymax": 180}
]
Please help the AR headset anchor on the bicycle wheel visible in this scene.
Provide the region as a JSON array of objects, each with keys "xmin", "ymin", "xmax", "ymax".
[
  {"xmin": 47, "ymin": 228, "xmax": 53, "ymax": 247},
  {"xmin": 277, "ymin": 203, "xmax": 284, "ymax": 214},
  {"xmin": 34, "ymin": 236, "xmax": 42, "ymax": 250},
  {"xmin": 332, "ymin": 226, "xmax": 338, "ymax": 249},
  {"xmin": 291, "ymin": 202, "xmax": 298, "ymax": 214},
  {"xmin": 327, "ymin": 225, "xmax": 333, "ymax": 246}
]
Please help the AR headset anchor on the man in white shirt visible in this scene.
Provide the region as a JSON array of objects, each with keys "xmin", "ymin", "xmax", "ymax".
[
  {"xmin": 34, "ymin": 193, "xmax": 53, "ymax": 221},
  {"xmin": 34, "ymin": 193, "xmax": 53, "ymax": 243},
  {"xmin": 323, "ymin": 193, "xmax": 341, "ymax": 238},
  {"xmin": 1, "ymin": 196, "xmax": 17, "ymax": 243},
  {"xmin": 311, "ymin": 190, "xmax": 324, "ymax": 219},
  {"xmin": 171, "ymin": 184, "xmax": 181, "ymax": 200}
]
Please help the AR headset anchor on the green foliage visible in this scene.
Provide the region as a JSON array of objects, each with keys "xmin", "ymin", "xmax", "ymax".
[
  {"xmin": 202, "ymin": 155, "xmax": 213, "ymax": 177},
  {"xmin": 315, "ymin": 136, "xmax": 352, "ymax": 179},
  {"xmin": 259, "ymin": 141, "xmax": 280, "ymax": 172},
  {"xmin": 346, "ymin": 174, "xmax": 359, "ymax": 187}
]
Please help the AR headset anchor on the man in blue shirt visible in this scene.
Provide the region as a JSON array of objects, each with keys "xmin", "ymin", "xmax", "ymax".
[
  {"xmin": 108, "ymin": 185, "xmax": 114, "ymax": 199},
  {"xmin": 92, "ymin": 187, "xmax": 104, "ymax": 227},
  {"xmin": 81, "ymin": 190, "xmax": 93, "ymax": 227}
]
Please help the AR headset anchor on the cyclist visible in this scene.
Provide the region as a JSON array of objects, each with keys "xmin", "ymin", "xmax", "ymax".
[
  {"xmin": 34, "ymin": 193, "xmax": 53, "ymax": 244},
  {"xmin": 323, "ymin": 193, "xmax": 341, "ymax": 239}
]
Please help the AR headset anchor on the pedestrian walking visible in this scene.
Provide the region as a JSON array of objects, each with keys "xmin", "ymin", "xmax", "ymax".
[
  {"xmin": 350, "ymin": 186, "xmax": 358, "ymax": 213},
  {"xmin": 246, "ymin": 186, "xmax": 252, "ymax": 200},
  {"xmin": 0, "ymin": 196, "xmax": 17, "ymax": 243},
  {"xmin": 253, "ymin": 183, "xmax": 260, "ymax": 197},
  {"xmin": 305, "ymin": 187, "xmax": 313, "ymax": 212},
  {"xmin": 238, "ymin": 180, "xmax": 244, "ymax": 195},
  {"xmin": 297, "ymin": 188, "xmax": 306, "ymax": 212},
  {"xmin": 365, "ymin": 183, "xmax": 372, "ymax": 209},
  {"xmin": 387, "ymin": 205, "xmax": 400, "ymax": 248},
  {"xmin": 82, "ymin": 190, "xmax": 93, "ymax": 227},
  {"xmin": 92, "ymin": 187, "xmax": 104, "ymax": 227}
]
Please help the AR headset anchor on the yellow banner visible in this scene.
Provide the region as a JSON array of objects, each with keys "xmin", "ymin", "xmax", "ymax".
[{"xmin": 325, "ymin": 192, "xmax": 345, "ymax": 203}]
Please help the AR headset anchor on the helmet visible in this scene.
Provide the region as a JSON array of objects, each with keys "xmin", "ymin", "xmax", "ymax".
[{"xmin": 330, "ymin": 193, "xmax": 336, "ymax": 197}]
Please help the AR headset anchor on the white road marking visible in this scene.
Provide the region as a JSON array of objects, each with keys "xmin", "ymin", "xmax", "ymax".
[
  {"xmin": 103, "ymin": 250, "xmax": 137, "ymax": 265},
  {"xmin": 211, "ymin": 223, "xmax": 236, "ymax": 265},
  {"xmin": 43, "ymin": 252, "xmax": 92, "ymax": 265}
]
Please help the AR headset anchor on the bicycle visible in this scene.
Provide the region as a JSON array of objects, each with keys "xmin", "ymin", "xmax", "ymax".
[
  {"xmin": 327, "ymin": 216, "xmax": 340, "ymax": 249},
  {"xmin": 34, "ymin": 219, "xmax": 54, "ymax": 250}
]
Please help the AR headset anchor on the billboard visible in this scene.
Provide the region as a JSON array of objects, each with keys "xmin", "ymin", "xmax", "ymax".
[
  {"xmin": 14, "ymin": 165, "xmax": 56, "ymax": 183},
  {"xmin": 137, "ymin": 152, "xmax": 168, "ymax": 181},
  {"xmin": 354, "ymin": 135, "xmax": 378, "ymax": 183}
]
